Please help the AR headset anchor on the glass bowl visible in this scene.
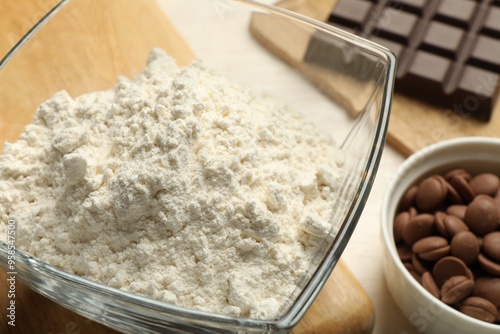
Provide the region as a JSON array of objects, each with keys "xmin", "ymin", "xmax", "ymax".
[{"xmin": 0, "ymin": 0, "xmax": 396, "ymax": 333}]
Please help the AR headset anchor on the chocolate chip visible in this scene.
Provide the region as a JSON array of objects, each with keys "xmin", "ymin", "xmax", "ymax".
[
  {"xmin": 495, "ymin": 188, "xmax": 500, "ymax": 202},
  {"xmin": 446, "ymin": 204, "xmax": 467, "ymax": 220},
  {"xmin": 464, "ymin": 196, "xmax": 500, "ymax": 235},
  {"xmin": 399, "ymin": 185, "xmax": 418, "ymax": 212},
  {"xmin": 440, "ymin": 275, "xmax": 474, "ymax": 305},
  {"xmin": 483, "ymin": 232, "xmax": 500, "ymax": 262},
  {"xmin": 444, "ymin": 169, "xmax": 471, "ymax": 182},
  {"xmin": 470, "ymin": 173, "xmax": 500, "ymax": 197},
  {"xmin": 435, "ymin": 211, "xmax": 469, "ymax": 239},
  {"xmin": 459, "ymin": 297, "xmax": 497, "ymax": 323},
  {"xmin": 443, "ymin": 214, "xmax": 469, "ymax": 237},
  {"xmin": 412, "ymin": 253, "xmax": 429, "ymax": 275},
  {"xmin": 408, "ymin": 207, "xmax": 418, "ymax": 218},
  {"xmin": 397, "ymin": 243, "xmax": 413, "ymax": 262},
  {"xmin": 404, "ymin": 262, "xmax": 422, "ymax": 283},
  {"xmin": 478, "ymin": 254, "xmax": 500, "ymax": 276},
  {"xmin": 422, "ymin": 271, "xmax": 440, "ymax": 299},
  {"xmin": 413, "ymin": 236, "xmax": 450, "ymax": 261},
  {"xmin": 448, "ymin": 173, "xmax": 475, "ymax": 204},
  {"xmin": 435, "ymin": 211, "xmax": 450, "ymax": 238},
  {"xmin": 474, "ymin": 277, "xmax": 500, "ymax": 308},
  {"xmin": 402, "ymin": 213, "xmax": 435, "ymax": 245},
  {"xmin": 450, "ymin": 231, "xmax": 480, "ymax": 265},
  {"xmin": 415, "ymin": 176, "xmax": 448, "ymax": 212},
  {"xmin": 394, "ymin": 211, "xmax": 411, "ymax": 244},
  {"xmin": 433, "ymin": 256, "xmax": 470, "ymax": 287},
  {"xmin": 408, "ymin": 206, "xmax": 418, "ymax": 218},
  {"xmin": 445, "ymin": 180, "xmax": 464, "ymax": 205}
]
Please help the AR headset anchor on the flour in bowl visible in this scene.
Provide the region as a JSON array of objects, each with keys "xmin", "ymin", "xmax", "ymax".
[{"xmin": 0, "ymin": 49, "xmax": 344, "ymax": 319}]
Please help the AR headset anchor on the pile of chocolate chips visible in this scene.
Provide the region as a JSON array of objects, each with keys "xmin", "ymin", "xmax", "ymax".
[{"xmin": 394, "ymin": 169, "xmax": 500, "ymax": 324}]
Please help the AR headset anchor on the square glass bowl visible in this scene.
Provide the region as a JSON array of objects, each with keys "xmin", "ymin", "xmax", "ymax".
[{"xmin": 0, "ymin": 0, "xmax": 396, "ymax": 333}]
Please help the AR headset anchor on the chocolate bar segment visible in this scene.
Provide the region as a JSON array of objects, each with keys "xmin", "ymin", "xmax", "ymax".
[
  {"xmin": 373, "ymin": 8, "xmax": 419, "ymax": 44},
  {"xmin": 398, "ymin": 51, "xmax": 452, "ymax": 101},
  {"xmin": 434, "ymin": 0, "xmax": 477, "ymax": 29},
  {"xmin": 306, "ymin": 0, "xmax": 500, "ymax": 122},
  {"xmin": 469, "ymin": 35, "xmax": 500, "ymax": 73},
  {"xmin": 329, "ymin": 0, "xmax": 374, "ymax": 30},
  {"xmin": 481, "ymin": 7, "xmax": 500, "ymax": 38},
  {"xmin": 389, "ymin": 0, "xmax": 428, "ymax": 15},
  {"xmin": 421, "ymin": 22, "xmax": 465, "ymax": 59}
]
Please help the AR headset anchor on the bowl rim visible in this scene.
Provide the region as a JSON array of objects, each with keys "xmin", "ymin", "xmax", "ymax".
[
  {"xmin": 381, "ymin": 136, "xmax": 500, "ymax": 331},
  {"xmin": 0, "ymin": 0, "xmax": 69, "ymax": 71}
]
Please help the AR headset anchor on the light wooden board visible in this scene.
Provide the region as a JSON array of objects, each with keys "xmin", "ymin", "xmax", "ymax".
[
  {"xmin": 0, "ymin": 0, "xmax": 194, "ymax": 149},
  {"xmin": 0, "ymin": 1, "xmax": 374, "ymax": 333},
  {"xmin": 249, "ymin": 0, "xmax": 500, "ymax": 157}
]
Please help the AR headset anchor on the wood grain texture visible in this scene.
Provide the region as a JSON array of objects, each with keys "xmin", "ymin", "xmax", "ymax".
[
  {"xmin": 0, "ymin": 0, "xmax": 195, "ymax": 150},
  {"xmin": 0, "ymin": 1, "xmax": 374, "ymax": 333},
  {"xmin": 292, "ymin": 261, "xmax": 375, "ymax": 334},
  {"xmin": 250, "ymin": 0, "xmax": 500, "ymax": 157},
  {"xmin": 0, "ymin": 0, "xmax": 61, "ymax": 58}
]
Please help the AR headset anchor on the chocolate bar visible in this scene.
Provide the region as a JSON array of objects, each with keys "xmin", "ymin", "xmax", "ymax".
[{"xmin": 305, "ymin": 0, "xmax": 500, "ymax": 122}]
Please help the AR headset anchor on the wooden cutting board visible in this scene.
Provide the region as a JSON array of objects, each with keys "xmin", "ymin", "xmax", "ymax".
[
  {"xmin": 249, "ymin": 0, "xmax": 500, "ymax": 157},
  {"xmin": 0, "ymin": 1, "xmax": 374, "ymax": 333}
]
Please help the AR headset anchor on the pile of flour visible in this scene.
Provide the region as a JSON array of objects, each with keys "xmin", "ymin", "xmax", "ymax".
[{"xmin": 0, "ymin": 49, "xmax": 344, "ymax": 319}]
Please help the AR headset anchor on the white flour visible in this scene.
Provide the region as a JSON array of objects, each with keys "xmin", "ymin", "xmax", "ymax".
[{"xmin": 0, "ymin": 49, "xmax": 344, "ymax": 319}]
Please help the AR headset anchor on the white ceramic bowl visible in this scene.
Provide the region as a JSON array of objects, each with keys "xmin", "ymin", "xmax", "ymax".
[{"xmin": 381, "ymin": 137, "xmax": 500, "ymax": 334}]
